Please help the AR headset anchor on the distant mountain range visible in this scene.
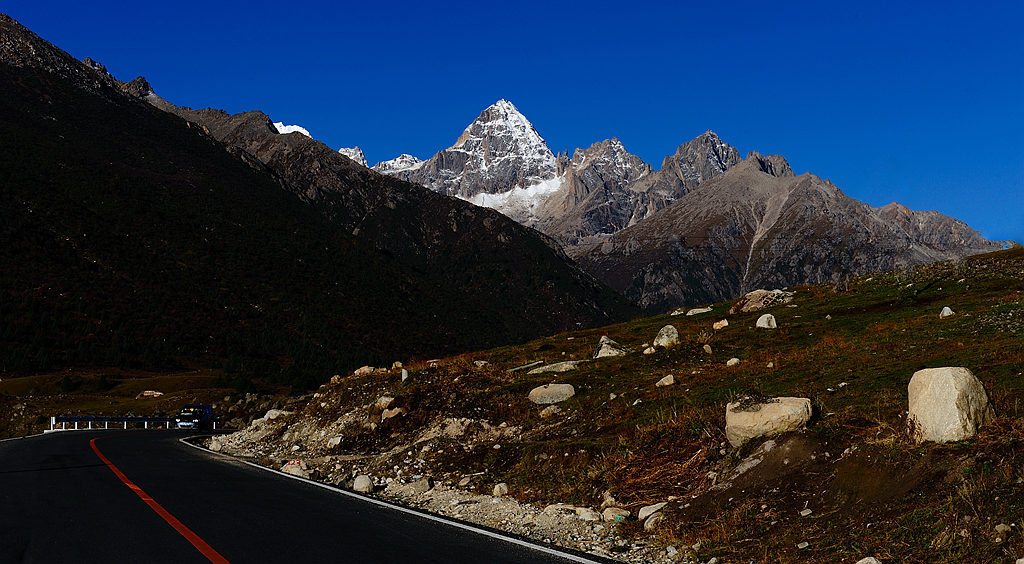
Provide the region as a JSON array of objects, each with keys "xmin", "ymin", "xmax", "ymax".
[
  {"xmin": 0, "ymin": 14, "xmax": 634, "ymax": 381},
  {"xmin": 370, "ymin": 100, "xmax": 1011, "ymax": 310}
]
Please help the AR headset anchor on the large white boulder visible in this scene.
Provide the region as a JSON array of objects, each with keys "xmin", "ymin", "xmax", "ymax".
[
  {"xmin": 653, "ymin": 325, "xmax": 680, "ymax": 348},
  {"xmin": 908, "ymin": 367, "xmax": 994, "ymax": 443},
  {"xmin": 527, "ymin": 361, "xmax": 584, "ymax": 374},
  {"xmin": 756, "ymin": 314, "xmax": 777, "ymax": 329},
  {"xmin": 725, "ymin": 397, "xmax": 812, "ymax": 447},
  {"xmin": 528, "ymin": 384, "xmax": 576, "ymax": 405},
  {"xmin": 939, "ymin": 306, "xmax": 955, "ymax": 318}
]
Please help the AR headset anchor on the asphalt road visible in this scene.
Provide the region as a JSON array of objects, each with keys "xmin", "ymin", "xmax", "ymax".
[{"xmin": 0, "ymin": 431, "xmax": 602, "ymax": 564}]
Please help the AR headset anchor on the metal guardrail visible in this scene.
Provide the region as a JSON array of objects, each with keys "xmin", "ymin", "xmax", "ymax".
[{"xmin": 49, "ymin": 416, "xmax": 216, "ymax": 431}]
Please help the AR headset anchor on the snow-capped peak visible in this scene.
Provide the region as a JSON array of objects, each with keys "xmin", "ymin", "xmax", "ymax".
[
  {"xmin": 338, "ymin": 147, "xmax": 368, "ymax": 167},
  {"xmin": 451, "ymin": 99, "xmax": 556, "ymax": 172},
  {"xmin": 372, "ymin": 154, "xmax": 424, "ymax": 174},
  {"xmin": 273, "ymin": 122, "xmax": 311, "ymax": 137}
]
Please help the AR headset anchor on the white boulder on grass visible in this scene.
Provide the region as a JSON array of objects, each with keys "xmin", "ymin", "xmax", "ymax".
[
  {"xmin": 686, "ymin": 307, "xmax": 713, "ymax": 316},
  {"xmin": 655, "ymin": 375, "xmax": 676, "ymax": 387},
  {"xmin": 528, "ymin": 384, "xmax": 575, "ymax": 405},
  {"xmin": 528, "ymin": 360, "xmax": 584, "ymax": 374},
  {"xmin": 653, "ymin": 325, "xmax": 680, "ymax": 348},
  {"xmin": 725, "ymin": 397, "xmax": 813, "ymax": 447},
  {"xmin": 939, "ymin": 306, "xmax": 955, "ymax": 318},
  {"xmin": 756, "ymin": 313, "xmax": 777, "ymax": 329},
  {"xmin": 908, "ymin": 367, "xmax": 994, "ymax": 443},
  {"xmin": 637, "ymin": 502, "xmax": 667, "ymax": 521},
  {"xmin": 726, "ymin": 358, "xmax": 740, "ymax": 367},
  {"xmin": 594, "ymin": 336, "xmax": 629, "ymax": 358},
  {"xmin": 713, "ymin": 319, "xmax": 729, "ymax": 330}
]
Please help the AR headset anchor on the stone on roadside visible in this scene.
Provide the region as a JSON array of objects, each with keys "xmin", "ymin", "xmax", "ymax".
[
  {"xmin": 713, "ymin": 319, "xmax": 729, "ymax": 330},
  {"xmin": 725, "ymin": 396, "xmax": 813, "ymax": 447},
  {"xmin": 908, "ymin": 367, "xmax": 994, "ymax": 443},
  {"xmin": 756, "ymin": 313, "xmax": 777, "ymax": 329},
  {"xmin": 655, "ymin": 374, "xmax": 676, "ymax": 387},
  {"xmin": 727, "ymin": 357, "xmax": 740, "ymax": 367},
  {"xmin": 653, "ymin": 325, "xmax": 680, "ymax": 348},
  {"xmin": 527, "ymin": 360, "xmax": 584, "ymax": 374},
  {"xmin": 528, "ymin": 384, "xmax": 576, "ymax": 405},
  {"xmin": 353, "ymin": 474, "xmax": 373, "ymax": 493},
  {"xmin": 602, "ymin": 507, "xmax": 630, "ymax": 522},
  {"xmin": 409, "ymin": 477, "xmax": 434, "ymax": 494},
  {"xmin": 594, "ymin": 335, "xmax": 630, "ymax": 358},
  {"xmin": 638, "ymin": 502, "xmax": 668, "ymax": 521},
  {"xmin": 493, "ymin": 482, "xmax": 509, "ymax": 497},
  {"xmin": 208, "ymin": 438, "xmax": 222, "ymax": 452},
  {"xmin": 539, "ymin": 405, "xmax": 562, "ymax": 418},
  {"xmin": 281, "ymin": 459, "xmax": 309, "ymax": 478},
  {"xmin": 940, "ymin": 306, "xmax": 955, "ymax": 318}
]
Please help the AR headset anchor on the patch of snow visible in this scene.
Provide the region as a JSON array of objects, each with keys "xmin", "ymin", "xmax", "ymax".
[
  {"xmin": 273, "ymin": 122, "xmax": 311, "ymax": 137},
  {"xmin": 372, "ymin": 154, "xmax": 425, "ymax": 174},
  {"xmin": 464, "ymin": 174, "xmax": 564, "ymax": 220}
]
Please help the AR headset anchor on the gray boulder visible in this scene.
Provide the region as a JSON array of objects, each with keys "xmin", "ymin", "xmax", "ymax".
[
  {"xmin": 653, "ymin": 325, "xmax": 680, "ymax": 348},
  {"xmin": 756, "ymin": 313, "xmax": 777, "ymax": 329},
  {"xmin": 655, "ymin": 375, "xmax": 676, "ymax": 387},
  {"xmin": 493, "ymin": 482, "xmax": 509, "ymax": 497},
  {"xmin": 594, "ymin": 336, "xmax": 629, "ymax": 358},
  {"xmin": 353, "ymin": 474, "xmax": 374, "ymax": 493},
  {"xmin": 725, "ymin": 397, "xmax": 812, "ymax": 447},
  {"xmin": 527, "ymin": 360, "xmax": 584, "ymax": 374},
  {"xmin": 528, "ymin": 384, "xmax": 576, "ymax": 405},
  {"xmin": 637, "ymin": 502, "xmax": 667, "ymax": 521},
  {"xmin": 939, "ymin": 306, "xmax": 955, "ymax": 318},
  {"xmin": 908, "ymin": 367, "xmax": 994, "ymax": 443}
]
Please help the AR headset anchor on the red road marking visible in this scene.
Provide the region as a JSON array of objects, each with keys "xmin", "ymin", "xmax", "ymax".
[{"xmin": 90, "ymin": 436, "xmax": 231, "ymax": 564}]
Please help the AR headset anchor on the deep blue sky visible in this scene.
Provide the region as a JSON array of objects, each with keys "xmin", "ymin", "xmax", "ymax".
[{"xmin": 7, "ymin": 1, "xmax": 1023, "ymax": 242}]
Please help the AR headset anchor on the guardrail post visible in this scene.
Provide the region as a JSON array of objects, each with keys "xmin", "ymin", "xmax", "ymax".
[
  {"xmin": 50, "ymin": 417, "xmax": 54, "ymax": 431},
  {"xmin": 74, "ymin": 421, "xmax": 78, "ymax": 430},
  {"xmin": 124, "ymin": 421, "xmax": 127, "ymax": 429},
  {"xmin": 144, "ymin": 421, "xmax": 148, "ymax": 429},
  {"xmin": 105, "ymin": 421, "xmax": 108, "ymax": 429},
  {"xmin": 88, "ymin": 421, "xmax": 92, "ymax": 430}
]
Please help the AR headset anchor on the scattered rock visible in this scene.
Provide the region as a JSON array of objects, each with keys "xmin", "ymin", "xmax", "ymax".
[
  {"xmin": 327, "ymin": 435, "xmax": 342, "ymax": 448},
  {"xmin": 767, "ymin": 361, "xmax": 774, "ymax": 368},
  {"xmin": 712, "ymin": 319, "xmax": 729, "ymax": 330},
  {"xmin": 575, "ymin": 507, "xmax": 602, "ymax": 521},
  {"xmin": 799, "ymin": 508, "xmax": 812, "ymax": 517},
  {"xmin": 493, "ymin": 482, "xmax": 509, "ymax": 497},
  {"xmin": 401, "ymin": 369, "xmax": 409, "ymax": 381},
  {"xmin": 602, "ymin": 507, "xmax": 630, "ymax": 522},
  {"xmin": 643, "ymin": 347, "xmax": 656, "ymax": 355},
  {"xmin": 281, "ymin": 459, "xmax": 309, "ymax": 478},
  {"xmin": 264, "ymin": 409, "xmax": 290, "ymax": 420},
  {"xmin": 855, "ymin": 558, "xmax": 882, "ymax": 564},
  {"xmin": 353, "ymin": 474, "xmax": 373, "ymax": 493},
  {"xmin": 539, "ymin": 405, "xmax": 562, "ymax": 418},
  {"xmin": 528, "ymin": 384, "xmax": 576, "ymax": 405},
  {"xmin": 375, "ymin": 396, "xmax": 395, "ymax": 410},
  {"xmin": 391, "ymin": 361, "xmax": 403, "ymax": 370},
  {"xmin": 908, "ymin": 367, "xmax": 994, "ymax": 443},
  {"xmin": 940, "ymin": 306, "xmax": 955, "ymax": 318},
  {"xmin": 473, "ymin": 360, "xmax": 489, "ymax": 368},
  {"xmin": 703, "ymin": 344, "xmax": 713, "ymax": 354},
  {"xmin": 457, "ymin": 476, "xmax": 472, "ymax": 488},
  {"xmin": 594, "ymin": 336, "xmax": 630, "ymax": 358},
  {"xmin": 797, "ymin": 541, "xmax": 809, "ymax": 549},
  {"xmin": 643, "ymin": 513, "xmax": 665, "ymax": 531},
  {"xmin": 353, "ymin": 365, "xmax": 375, "ymax": 376},
  {"xmin": 756, "ymin": 313, "xmax": 777, "ymax": 329},
  {"xmin": 208, "ymin": 438, "xmax": 222, "ymax": 452},
  {"xmin": 381, "ymin": 407, "xmax": 407, "ymax": 421},
  {"xmin": 725, "ymin": 396, "xmax": 813, "ymax": 447},
  {"xmin": 409, "ymin": 477, "xmax": 434, "ymax": 494},
  {"xmin": 825, "ymin": 314, "xmax": 832, "ymax": 320},
  {"xmin": 638, "ymin": 502, "xmax": 667, "ymax": 521},
  {"xmin": 527, "ymin": 360, "xmax": 584, "ymax": 374},
  {"xmin": 656, "ymin": 374, "xmax": 676, "ymax": 387},
  {"xmin": 686, "ymin": 307, "xmax": 713, "ymax": 316},
  {"xmin": 730, "ymin": 289, "xmax": 795, "ymax": 314},
  {"xmin": 726, "ymin": 358, "xmax": 740, "ymax": 367},
  {"xmin": 653, "ymin": 325, "xmax": 680, "ymax": 348}
]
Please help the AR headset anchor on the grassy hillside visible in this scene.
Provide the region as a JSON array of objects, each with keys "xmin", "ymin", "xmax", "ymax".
[{"xmin": 214, "ymin": 247, "xmax": 1024, "ymax": 563}]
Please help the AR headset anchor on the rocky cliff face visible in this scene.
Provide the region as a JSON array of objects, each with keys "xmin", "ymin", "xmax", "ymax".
[{"xmin": 575, "ymin": 153, "xmax": 1010, "ymax": 311}]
